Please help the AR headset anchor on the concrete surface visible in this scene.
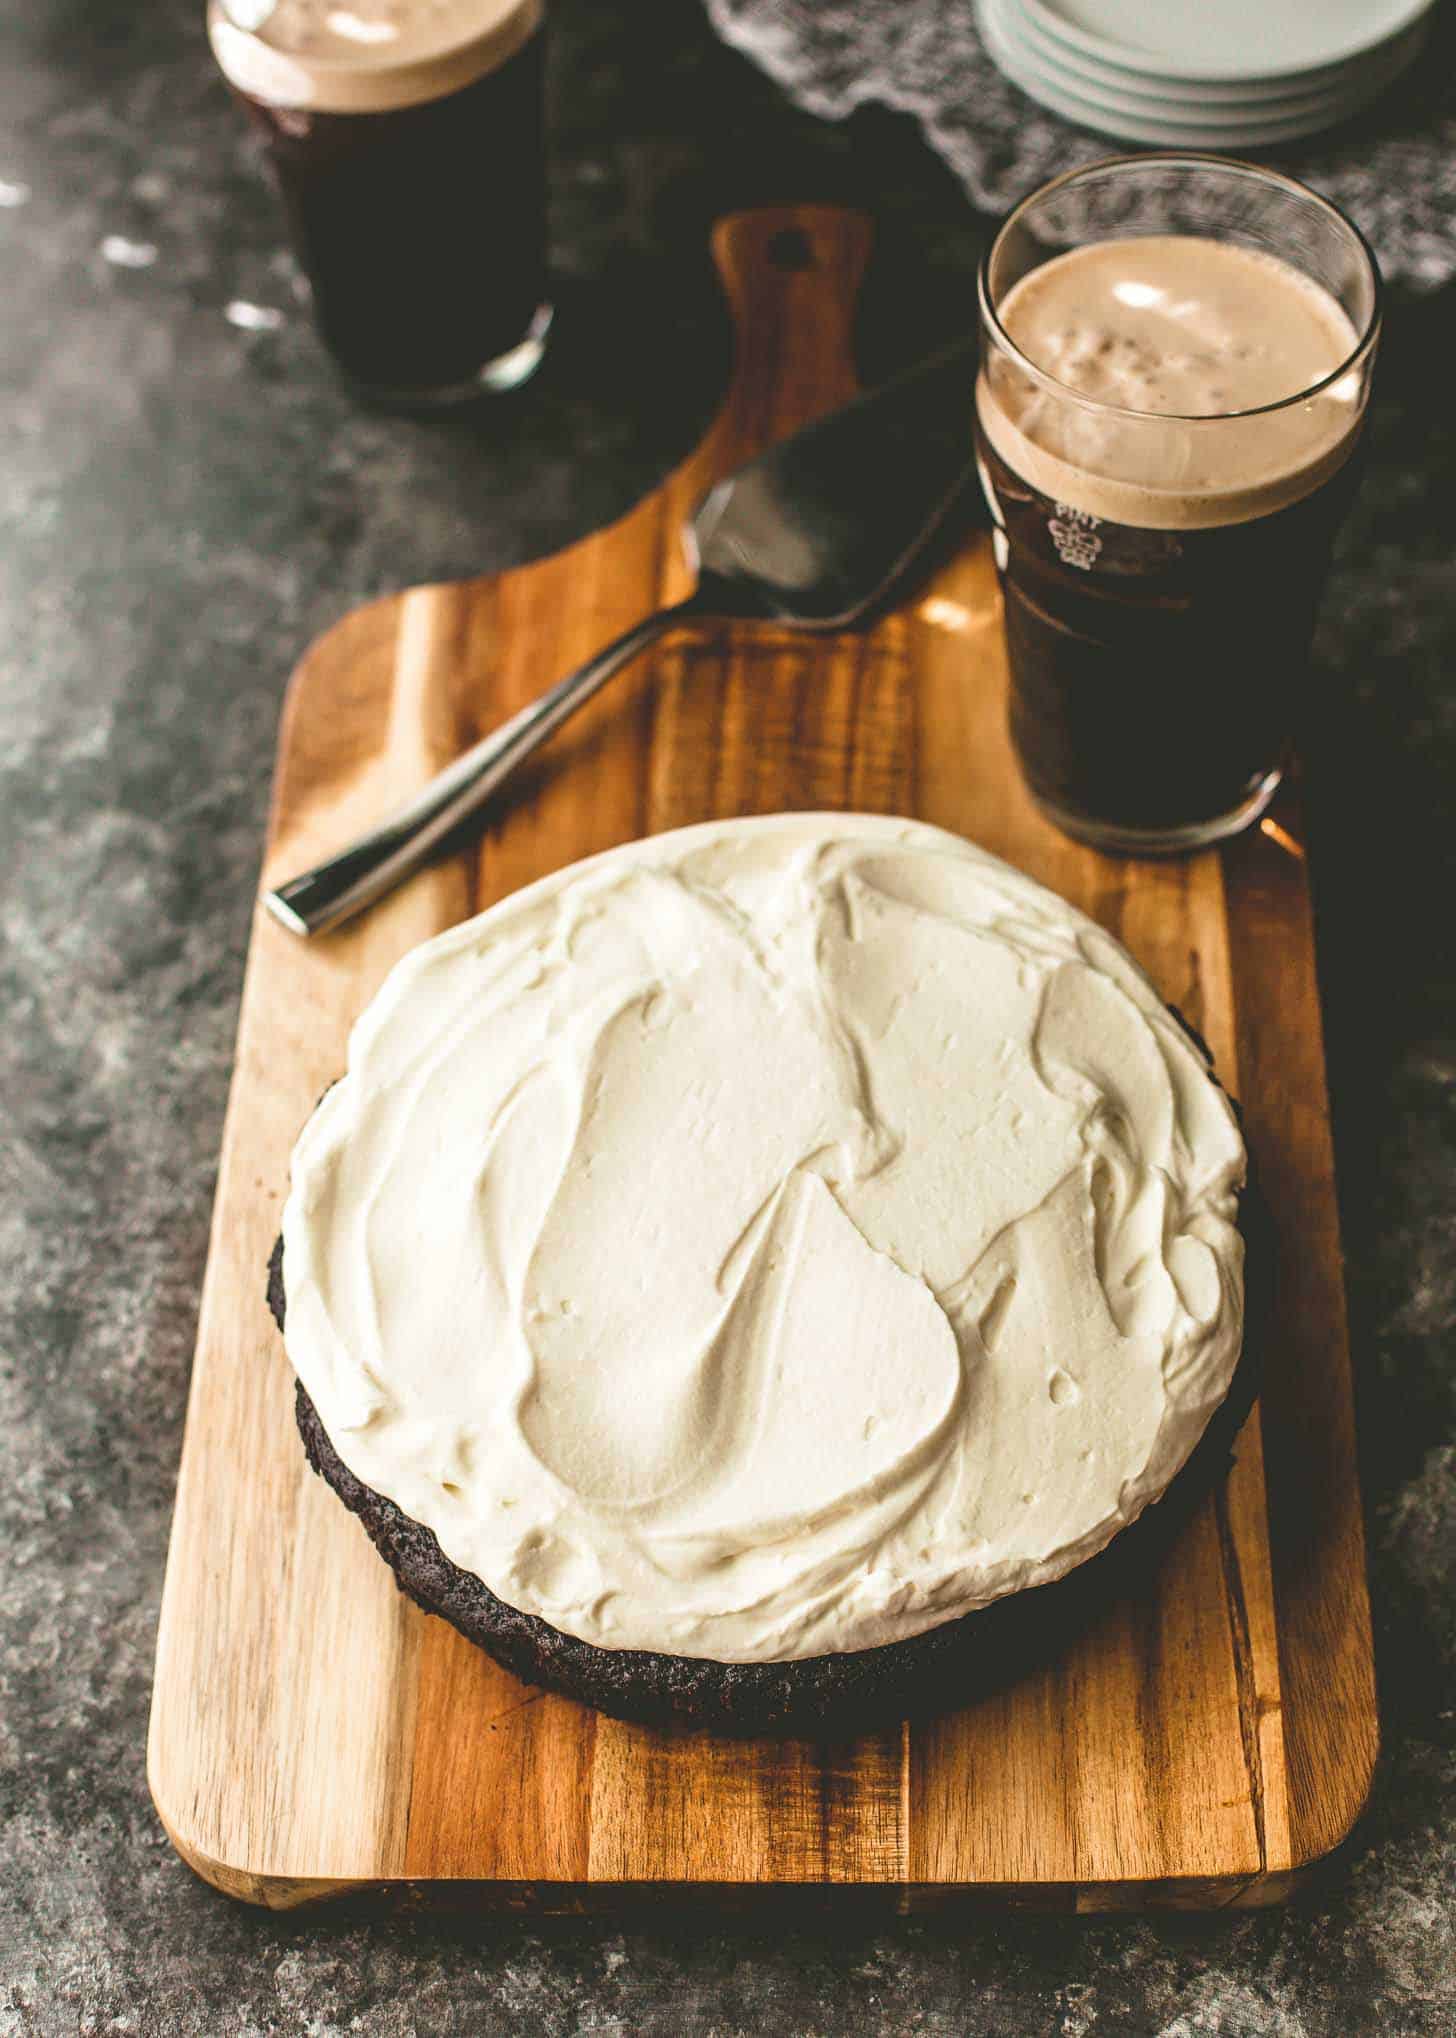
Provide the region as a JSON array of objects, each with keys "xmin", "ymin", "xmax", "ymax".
[{"xmin": 1, "ymin": 2, "xmax": 1453, "ymax": 2032}]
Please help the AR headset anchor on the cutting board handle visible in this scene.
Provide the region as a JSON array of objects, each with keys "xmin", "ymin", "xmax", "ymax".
[{"xmin": 708, "ymin": 206, "xmax": 873, "ymax": 461}]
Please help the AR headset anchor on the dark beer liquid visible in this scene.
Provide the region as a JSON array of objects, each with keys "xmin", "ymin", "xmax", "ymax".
[
  {"xmin": 978, "ymin": 235, "xmax": 1367, "ymax": 844},
  {"xmin": 976, "ymin": 427, "xmax": 1360, "ymax": 840},
  {"xmin": 235, "ymin": 27, "xmax": 546, "ymax": 395}
]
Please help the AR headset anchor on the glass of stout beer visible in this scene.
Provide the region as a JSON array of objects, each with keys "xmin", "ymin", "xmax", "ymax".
[
  {"xmin": 976, "ymin": 156, "xmax": 1380, "ymax": 854},
  {"xmin": 208, "ymin": 0, "xmax": 551, "ymax": 405}
]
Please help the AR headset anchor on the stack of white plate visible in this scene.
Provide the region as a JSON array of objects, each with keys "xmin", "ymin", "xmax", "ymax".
[{"xmin": 975, "ymin": 0, "xmax": 1436, "ymax": 148}]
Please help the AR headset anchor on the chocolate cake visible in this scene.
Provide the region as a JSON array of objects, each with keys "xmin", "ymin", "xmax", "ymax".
[{"xmin": 267, "ymin": 815, "xmax": 1254, "ymax": 1733}]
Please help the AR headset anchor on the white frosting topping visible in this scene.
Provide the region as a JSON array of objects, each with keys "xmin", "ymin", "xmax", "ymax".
[{"xmin": 282, "ymin": 815, "xmax": 1245, "ymax": 1663}]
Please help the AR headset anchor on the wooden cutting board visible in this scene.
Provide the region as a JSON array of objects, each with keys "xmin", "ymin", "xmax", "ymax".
[{"xmin": 148, "ymin": 206, "xmax": 1376, "ymax": 1911}]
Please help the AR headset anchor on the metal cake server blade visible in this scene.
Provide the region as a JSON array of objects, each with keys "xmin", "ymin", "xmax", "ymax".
[{"xmin": 264, "ymin": 336, "xmax": 976, "ymax": 937}]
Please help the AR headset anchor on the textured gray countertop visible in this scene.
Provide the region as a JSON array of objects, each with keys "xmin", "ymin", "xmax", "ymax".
[{"xmin": 2, "ymin": 2, "xmax": 1454, "ymax": 2033}]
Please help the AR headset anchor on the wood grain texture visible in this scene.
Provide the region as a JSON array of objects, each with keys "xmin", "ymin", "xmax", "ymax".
[{"xmin": 147, "ymin": 206, "xmax": 1376, "ymax": 1911}]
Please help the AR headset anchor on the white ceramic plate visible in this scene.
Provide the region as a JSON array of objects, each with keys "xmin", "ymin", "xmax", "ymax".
[
  {"xmin": 990, "ymin": 0, "xmax": 1426, "ymax": 131},
  {"xmin": 1015, "ymin": 0, "xmax": 1434, "ymax": 85},
  {"xmin": 978, "ymin": 0, "xmax": 1423, "ymax": 144},
  {"xmin": 1001, "ymin": 0, "xmax": 1427, "ymax": 108}
]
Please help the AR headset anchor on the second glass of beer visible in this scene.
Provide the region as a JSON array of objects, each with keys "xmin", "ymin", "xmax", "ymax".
[
  {"xmin": 209, "ymin": 0, "xmax": 551, "ymax": 405},
  {"xmin": 976, "ymin": 156, "xmax": 1380, "ymax": 854}
]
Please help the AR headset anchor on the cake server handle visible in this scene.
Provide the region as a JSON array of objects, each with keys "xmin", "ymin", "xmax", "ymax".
[{"xmin": 262, "ymin": 595, "xmax": 706, "ymax": 937}]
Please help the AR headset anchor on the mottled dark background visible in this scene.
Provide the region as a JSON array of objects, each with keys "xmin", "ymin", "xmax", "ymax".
[{"xmin": 2, "ymin": 2, "xmax": 1454, "ymax": 2033}]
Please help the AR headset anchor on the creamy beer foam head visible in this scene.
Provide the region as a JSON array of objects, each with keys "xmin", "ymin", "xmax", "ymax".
[
  {"xmin": 977, "ymin": 236, "xmax": 1365, "ymax": 529},
  {"xmin": 209, "ymin": 0, "xmax": 541, "ymax": 111}
]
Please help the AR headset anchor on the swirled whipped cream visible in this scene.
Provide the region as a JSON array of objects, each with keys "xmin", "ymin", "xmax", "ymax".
[{"xmin": 282, "ymin": 814, "xmax": 1245, "ymax": 1663}]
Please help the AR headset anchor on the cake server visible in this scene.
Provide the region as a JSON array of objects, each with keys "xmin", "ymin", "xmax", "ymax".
[{"xmin": 263, "ymin": 336, "xmax": 976, "ymax": 936}]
